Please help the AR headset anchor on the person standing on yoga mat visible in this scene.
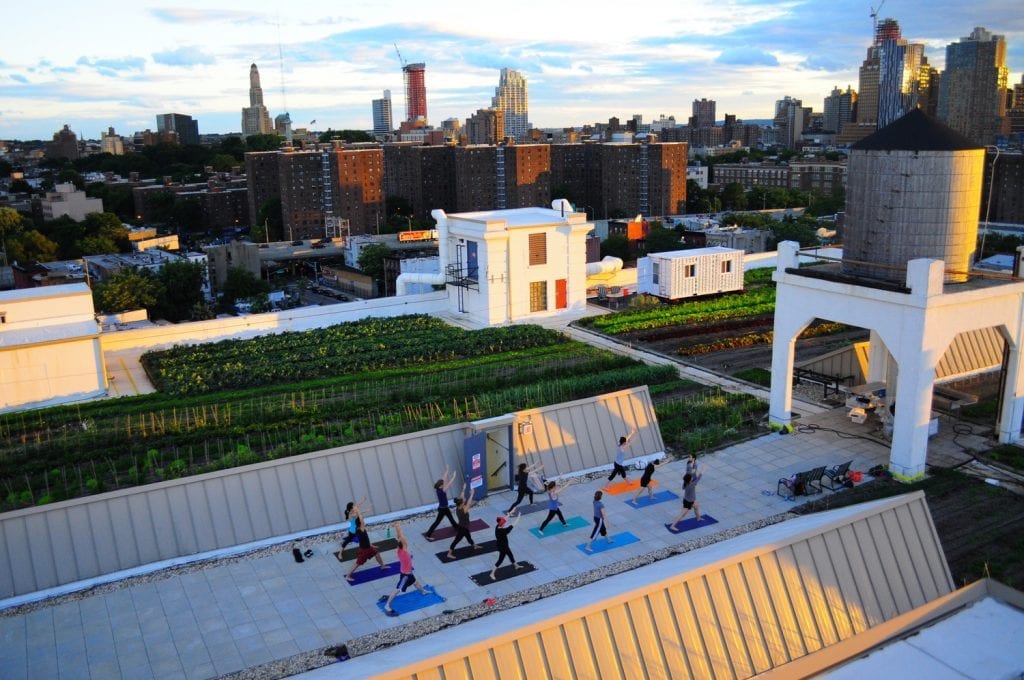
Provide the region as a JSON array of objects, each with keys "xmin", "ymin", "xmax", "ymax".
[
  {"xmin": 506, "ymin": 461, "xmax": 543, "ymax": 514},
  {"xmin": 630, "ymin": 458, "xmax": 665, "ymax": 504},
  {"xmin": 425, "ymin": 466, "xmax": 458, "ymax": 540},
  {"xmin": 446, "ymin": 484, "xmax": 483, "ymax": 559},
  {"xmin": 334, "ymin": 497, "xmax": 367, "ymax": 560},
  {"xmin": 669, "ymin": 462, "xmax": 703, "ymax": 529},
  {"xmin": 539, "ymin": 478, "xmax": 575, "ymax": 533},
  {"xmin": 607, "ymin": 426, "xmax": 637, "ymax": 483},
  {"xmin": 585, "ymin": 490, "xmax": 613, "ymax": 552},
  {"xmin": 383, "ymin": 522, "xmax": 428, "ymax": 616},
  {"xmin": 345, "ymin": 506, "xmax": 388, "ymax": 581},
  {"xmin": 489, "ymin": 511, "xmax": 523, "ymax": 581}
]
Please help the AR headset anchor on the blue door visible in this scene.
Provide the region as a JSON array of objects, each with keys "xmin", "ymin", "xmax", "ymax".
[{"xmin": 463, "ymin": 432, "xmax": 488, "ymax": 501}]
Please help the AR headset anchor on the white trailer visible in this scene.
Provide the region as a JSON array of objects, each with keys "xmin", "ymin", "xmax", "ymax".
[{"xmin": 637, "ymin": 246, "xmax": 744, "ymax": 300}]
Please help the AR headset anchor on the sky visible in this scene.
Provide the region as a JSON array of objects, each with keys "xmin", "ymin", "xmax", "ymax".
[{"xmin": 2, "ymin": 0, "xmax": 1022, "ymax": 141}]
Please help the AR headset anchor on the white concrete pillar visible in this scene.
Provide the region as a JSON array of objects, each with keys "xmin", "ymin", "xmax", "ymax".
[
  {"xmin": 769, "ymin": 243, "xmax": 814, "ymax": 426},
  {"xmin": 888, "ymin": 259, "xmax": 946, "ymax": 480},
  {"xmin": 999, "ymin": 300, "xmax": 1024, "ymax": 443}
]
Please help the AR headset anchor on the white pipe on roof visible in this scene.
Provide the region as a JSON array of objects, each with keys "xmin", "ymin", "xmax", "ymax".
[
  {"xmin": 587, "ymin": 256, "xmax": 623, "ymax": 276},
  {"xmin": 395, "ymin": 209, "xmax": 449, "ymax": 295}
]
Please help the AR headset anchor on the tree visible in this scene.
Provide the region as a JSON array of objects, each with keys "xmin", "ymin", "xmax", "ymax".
[
  {"xmin": 319, "ymin": 129, "xmax": 373, "ymax": 143},
  {"xmin": 7, "ymin": 229, "xmax": 59, "ymax": 264},
  {"xmin": 769, "ymin": 216, "xmax": 820, "ymax": 249},
  {"xmin": 255, "ymin": 197, "xmax": 283, "ymax": 242},
  {"xmin": 153, "ymin": 260, "xmax": 207, "ymax": 322},
  {"xmin": 56, "ymin": 168, "xmax": 85, "ymax": 190},
  {"xmin": 643, "ymin": 224, "xmax": 683, "ymax": 255},
  {"xmin": 209, "ymin": 154, "xmax": 238, "ymax": 173},
  {"xmin": 83, "ymin": 212, "xmax": 128, "ymax": 249},
  {"xmin": 600, "ymin": 234, "xmax": 632, "ymax": 261},
  {"xmin": 357, "ymin": 243, "xmax": 391, "ymax": 285},
  {"xmin": 92, "ymin": 268, "xmax": 160, "ymax": 313},
  {"xmin": 8, "ymin": 178, "xmax": 32, "ymax": 194},
  {"xmin": 721, "ymin": 182, "xmax": 747, "ymax": 211},
  {"xmin": 219, "ymin": 266, "xmax": 270, "ymax": 308},
  {"xmin": 144, "ymin": 191, "xmax": 175, "ymax": 224},
  {"xmin": 245, "ymin": 134, "xmax": 284, "ymax": 152}
]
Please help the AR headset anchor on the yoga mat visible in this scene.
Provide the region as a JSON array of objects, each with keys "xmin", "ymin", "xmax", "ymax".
[
  {"xmin": 376, "ymin": 585, "xmax": 445, "ymax": 615},
  {"xmin": 336, "ymin": 538, "xmax": 398, "ymax": 562},
  {"xmin": 424, "ymin": 518, "xmax": 489, "ymax": 541},
  {"xmin": 625, "ymin": 490, "xmax": 679, "ymax": 508},
  {"xmin": 528, "ymin": 515, "xmax": 588, "ymax": 538},
  {"xmin": 602, "ymin": 479, "xmax": 659, "ymax": 495},
  {"xmin": 469, "ymin": 561, "xmax": 538, "ymax": 585},
  {"xmin": 577, "ymin": 531, "xmax": 640, "ymax": 554},
  {"xmin": 664, "ymin": 515, "xmax": 719, "ymax": 534},
  {"xmin": 507, "ymin": 501, "xmax": 546, "ymax": 516},
  {"xmin": 435, "ymin": 539, "xmax": 499, "ymax": 563},
  {"xmin": 345, "ymin": 561, "xmax": 399, "ymax": 585}
]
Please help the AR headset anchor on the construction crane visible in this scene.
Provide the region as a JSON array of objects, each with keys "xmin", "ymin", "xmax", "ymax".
[
  {"xmin": 870, "ymin": 0, "xmax": 886, "ymax": 37},
  {"xmin": 394, "ymin": 43, "xmax": 407, "ymax": 67}
]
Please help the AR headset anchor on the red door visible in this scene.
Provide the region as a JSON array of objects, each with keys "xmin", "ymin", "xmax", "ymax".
[{"xmin": 555, "ymin": 278, "xmax": 567, "ymax": 309}]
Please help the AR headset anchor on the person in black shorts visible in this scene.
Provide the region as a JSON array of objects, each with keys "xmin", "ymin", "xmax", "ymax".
[
  {"xmin": 630, "ymin": 458, "xmax": 665, "ymax": 504},
  {"xmin": 425, "ymin": 466, "xmax": 457, "ymax": 540},
  {"xmin": 506, "ymin": 461, "xmax": 543, "ymax": 514},
  {"xmin": 383, "ymin": 522, "xmax": 428, "ymax": 616},
  {"xmin": 446, "ymin": 484, "xmax": 483, "ymax": 560},
  {"xmin": 489, "ymin": 511, "xmax": 524, "ymax": 581},
  {"xmin": 606, "ymin": 426, "xmax": 637, "ymax": 484}
]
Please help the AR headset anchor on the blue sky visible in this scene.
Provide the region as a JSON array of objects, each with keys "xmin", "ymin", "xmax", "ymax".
[{"xmin": 2, "ymin": 0, "xmax": 1022, "ymax": 141}]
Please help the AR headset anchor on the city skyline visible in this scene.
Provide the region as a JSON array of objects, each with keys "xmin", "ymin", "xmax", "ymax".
[{"xmin": 1, "ymin": 0, "xmax": 1022, "ymax": 141}]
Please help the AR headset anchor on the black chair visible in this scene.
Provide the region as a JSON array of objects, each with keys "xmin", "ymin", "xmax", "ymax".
[
  {"xmin": 805, "ymin": 466, "xmax": 827, "ymax": 494},
  {"xmin": 778, "ymin": 470, "xmax": 811, "ymax": 498},
  {"xmin": 823, "ymin": 460, "xmax": 853, "ymax": 491}
]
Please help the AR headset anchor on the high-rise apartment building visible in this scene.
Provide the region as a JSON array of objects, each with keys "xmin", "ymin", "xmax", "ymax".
[
  {"xmin": 241, "ymin": 63, "xmax": 274, "ymax": 138},
  {"xmin": 47, "ymin": 124, "xmax": 79, "ymax": 160},
  {"xmin": 465, "ymin": 109, "xmax": 505, "ymax": 145},
  {"xmin": 691, "ymin": 98, "xmax": 716, "ymax": 129},
  {"xmin": 402, "ymin": 63, "xmax": 428, "ymax": 125},
  {"xmin": 156, "ymin": 113, "xmax": 199, "ymax": 146},
  {"xmin": 492, "ymin": 68, "xmax": 529, "ymax": 142},
  {"xmin": 937, "ymin": 27, "xmax": 1009, "ymax": 146},
  {"xmin": 245, "ymin": 146, "xmax": 385, "ymax": 241},
  {"xmin": 823, "ymin": 86, "xmax": 856, "ymax": 133},
  {"xmin": 100, "ymin": 127, "xmax": 124, "ymax": 155},
  {"xmin": 372, "ymin": 90, "xmax": 393, "ymax": 136},
  {"xmin": 274, "ymin": 113, "xmax": 292, "ymax": 144},
  {"xmin": 773, "ymin": 97, "xmax": 809, "ymax": 149},
  {"xmin": 454, "ymin": 145, "xmax": 551, "ymax": 212}
]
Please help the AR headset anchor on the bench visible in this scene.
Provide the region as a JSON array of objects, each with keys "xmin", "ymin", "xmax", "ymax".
[{"xmin": 823, "ymin": 460, "xmax": 853, "ymax": 491}]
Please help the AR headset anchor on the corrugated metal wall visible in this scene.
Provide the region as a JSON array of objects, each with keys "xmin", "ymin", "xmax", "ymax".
[
  {"xmin": 0, "ymin": 387, "xmax": 662, "ymax": 601},
  {"xmin": 382, "ymin": 493, "xmax": 952, "ymax": 680}
]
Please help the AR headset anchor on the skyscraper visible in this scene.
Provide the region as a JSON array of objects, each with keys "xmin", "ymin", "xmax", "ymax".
[
  {"xmin": 877, "ymin": 38, "xmax": 930, "ymax": 128},
  {"xmin": 773, "ymin": 97, "xmax": 808, "ymax": 149},
  {"xmin": 937, "ymin": 27, "xmax": 1009, "ymax": 146},
  {"xmin": 241, "ymin": 63, "xmax": 274, "ymax": 138},
  {"xmin": 492, "ymin": 68, "xmax": 529, "ymax": 142},
  {"xmin": 402, "ymin": 63, "xmax": 427, "ymax": 125},
  {"xmin": 156, "ymin": 113, "xmax": 199, "ymax": 145},
  {"xmin": 372, "ymin": 90, "xmax": 393, "ymax": 136},
  {"xmin": 691, "ymin": 98, "xmax": 716, "ymax": 129},
  {"xmin": 823, "ymin": 86, "xmax": 856, "ymax": 133}
]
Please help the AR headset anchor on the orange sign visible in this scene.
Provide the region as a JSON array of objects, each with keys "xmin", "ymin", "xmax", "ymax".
[{"xmin": 398, "ymin": 230, "xmax": 435, "ymax": 242}]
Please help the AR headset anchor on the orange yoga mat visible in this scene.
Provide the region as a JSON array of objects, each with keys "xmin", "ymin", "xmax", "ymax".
[{"xmin": 602, "ymin": 478, "xmax": 659, "ymax": 495}]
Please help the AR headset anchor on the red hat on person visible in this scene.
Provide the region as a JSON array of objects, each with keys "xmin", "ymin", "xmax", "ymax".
[{"xmin": 497, "ymin": 516, "xmax": 507, "ymax": 526}]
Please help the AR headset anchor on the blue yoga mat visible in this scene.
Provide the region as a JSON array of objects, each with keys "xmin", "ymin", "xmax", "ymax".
[
  {"xmin": 345, "ymin": 561, "xmax": 400, "ymax": 585},
  {"xmin": 528, "ymin": 515, "xmax": 588, "ymax": 538},
  {"xmin": 576, "ymin": 531, "xmax": 639, "ymax": 554},
  {"xmin": 664, "ymin": 515, "xmax": 719, "ymax": 534},
  {"xmin": 375, "ymin": 584, "xmax": 445, "ymax": 615},
  {"xmin": 625, "ymin": 490, "xmax": 679, "ymax": 508}
]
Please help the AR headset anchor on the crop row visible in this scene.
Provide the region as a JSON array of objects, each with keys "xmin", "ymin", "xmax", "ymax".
[
  {"xmin": 143, "ymin": 316, "xmax": 566, "ymax": 395},
  {"xmin": 580, "ymin": 287, "xmax": 777, "ymax": 335},
  {"xmin": 2, "ymin": 361, "xmax": 678, "ymax": 510},
  {"xmin": 676, "ymin": 322, "xmax": 849, "ymax": 356}
]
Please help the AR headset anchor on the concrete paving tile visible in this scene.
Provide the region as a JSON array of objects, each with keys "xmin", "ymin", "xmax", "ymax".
[
  {"xmin": 184, "ymin": 661, "xmax": 217, "ymax": 680},
  {"xmin": 211, "ymin": 648, "xmax": 246, "ymax": 677}
]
